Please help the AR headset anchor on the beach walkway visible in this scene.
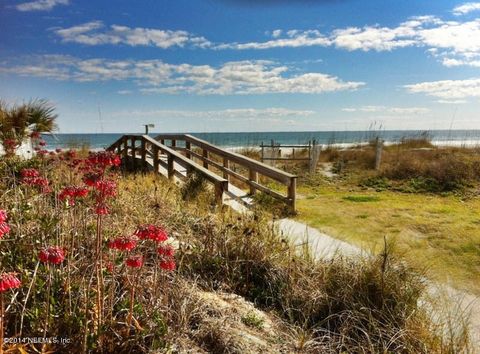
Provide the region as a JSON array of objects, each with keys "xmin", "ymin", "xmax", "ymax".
[{"xmin": 107, "ymin": 134, "xmax": 297, "ymax": 212}]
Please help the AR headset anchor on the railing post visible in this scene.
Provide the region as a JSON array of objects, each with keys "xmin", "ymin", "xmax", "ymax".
[
  {"xmin": 249, "ymin": 169, "xmax": 258, "ymax": 195},
  {"xmin": 214, "ymin": 182, "xmax": 225, "ymax": 205},
  {"xmin": 171, "ymin": 140, "xmax": 176, "ymax": 148},
  {"xmin": 123, "ymin": 136, "xmax": 128, "ymax": 170},
  {"xmin": 288, "ymin": 177, "xmax": 297, "ymax": 212},
  {"xmin": 202, "ymin": 149, "xmax": 208, "ymax": 169},
  {"xmin": 167, "ymin": 153, "xmax": 174, "ymax": 180},
  {"xmin": 223, "ymin": 158, "xmax": 230, "ymax": 181},
  {"xmin": 185, "ymin": 141, "xmax": 191, "ymax": 159},
  {"xmin": 261, "ymin": 142, "xmax": 264, "ymax": 163},
  {"xmin": 131, "ymin": 137, "xmax": 136, "ymax": 170},
  {"xmin": 160, "ymin": 139, "xmax": 165, "ymax": 145},
  {"xmin": 141, "ymin": 138, "xmax": 146, "ymax": 172},
  {"xmin": 153, "ymin": 145, "xmax": 159, "ymax": 172}
]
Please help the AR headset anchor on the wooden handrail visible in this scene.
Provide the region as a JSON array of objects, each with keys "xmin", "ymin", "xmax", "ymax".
[
  {"xmin": 154, "ymin": 133, "xmax": 297, "ymax": 211},
  {"xmin": 107, "ymin": 135, "xmax": 228, "ymax": 205},
  {"xmin": 155, "ymin": 134, "xmax": 296, "ymax": 184}
]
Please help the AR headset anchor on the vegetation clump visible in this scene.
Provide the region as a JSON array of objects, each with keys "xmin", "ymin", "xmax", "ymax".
[{"xmin": 0, "ymin": 141, "xmax": 472, "ymax": 352}]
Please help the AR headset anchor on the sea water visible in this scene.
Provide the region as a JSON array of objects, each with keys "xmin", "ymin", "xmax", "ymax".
[{"xmin": 41, "ymin": 130, "xmax": 480, "ymax": 150}]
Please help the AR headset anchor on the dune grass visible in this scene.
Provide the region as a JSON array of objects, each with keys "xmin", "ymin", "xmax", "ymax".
[{"xmin": 0, "ymin": 151, "xmax": 472, "ymax": 353}]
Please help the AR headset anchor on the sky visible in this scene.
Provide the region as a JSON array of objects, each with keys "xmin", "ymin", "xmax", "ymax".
[{"xmin": 0, "ymin": 0, "xmax": 479, "ymax": 133}]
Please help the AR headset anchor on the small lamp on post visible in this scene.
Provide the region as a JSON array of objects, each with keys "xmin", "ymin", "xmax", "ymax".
[{"xmin": 144, "ymin": 124, "xmax": 155, "ymax": 135}]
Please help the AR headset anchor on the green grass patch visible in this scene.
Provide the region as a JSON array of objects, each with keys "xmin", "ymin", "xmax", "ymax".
[{"xmin": 343, "ymin": 195, "xmax": 380, "ymax": 202}]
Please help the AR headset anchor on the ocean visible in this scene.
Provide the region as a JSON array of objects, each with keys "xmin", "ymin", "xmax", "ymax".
[{"xmin": 41, "ymin": 130, "xmax": 480, "ymax": 150}]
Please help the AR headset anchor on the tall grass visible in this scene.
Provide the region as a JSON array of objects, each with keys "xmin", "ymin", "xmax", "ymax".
[{"xmin": 0, "ymin": 152, "xmax": 472, "ymax": 353}]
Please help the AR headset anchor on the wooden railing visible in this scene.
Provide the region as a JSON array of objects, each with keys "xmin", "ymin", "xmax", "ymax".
[
  {"xmin": 154, "ymin": 134, "xmax": 297, "ymax": 211},
  {"xmin": 107, "ymin": 135, "xmax": 228, "ymax": 204}
]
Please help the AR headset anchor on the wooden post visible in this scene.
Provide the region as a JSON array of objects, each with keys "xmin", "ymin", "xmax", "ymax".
[
  {"xmin": 202, "ymin": 149, "xmax": 208, "ymax": 169},
  {"xmin": 249, "ymin": 169, "xmax": 258, "ymax": 195},
  {"xmin": 375, "ymin": 137, "xmax": 383, "ymax": 170},
  {"xmin": 309, "ymin": 139, "xmax": 320, "ymax": 173},
  {"xmin": 171, "ymin": 140, "xmax": 176, "ymax": 148},
  {"xmin": 214, "ymin": 182, "xmax": 225, "ymax": 205},
  {"xmin": 160, "ymin": 139, "xmax": 165, "ymax": 145},
  {"xmin": 131, "ymin": 136, "xmax": 137, "ymax": 170},
  {"xmin": 122, "ymin": 136, "xmax": 128, "ymax": 170},
  {"xmin": 140, "ymin": 138, "xmax": 146, "ymax": 171},
  {"xmin": 308, "ymin": 140, "xmax": 312, "ymax": 162},
  {"xmin": 288, "ymin": 177, "xmax": 297, "ymax": 212},
  {"xmin": 261, "ymin": 142, "xmax": 264, "ymax": 163},
  {"xmin": 185, "ymin": 141, "xmax": 191, "ymax": 159},
  {"xmin": 223, "ymin": 158, "xmax": 230, "ymax": 181},
  {"xmin": 167, "ymin": 153, "xmax": 174, "ymax": 180},
  {"xmin": 153, "ymin": 145, "xmax": 159, "ymax": 172}
]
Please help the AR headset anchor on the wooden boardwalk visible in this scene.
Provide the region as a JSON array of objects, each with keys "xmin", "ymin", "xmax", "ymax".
[{"xmin": 107, "ymin": 134, "xmax": 297, "ymax": 212}]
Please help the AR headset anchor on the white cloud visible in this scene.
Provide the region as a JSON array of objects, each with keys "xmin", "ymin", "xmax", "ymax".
[
  {"xmin": 216, "ymin": 14, "xmax": 480, "ymax": 68},
  {"xmin": 115, "ymin": 108, "xmax": 315, "ymax": 121},
  {"xmin": 342, "ymin": 106, "xmax": 430, "ymax": 114},
  {"xmin": 54, "ymin": 21, "xmax": 211, "ymax": 49},
  {"xmin": 404, "ymin": 78, "xmax": 480, "ymax": 99},
  {"xmin": 453, "ymin": 2, "xmax": 480, "ymax": 15},
  {"xmin": 217, "ymin": 30, "xmax": 331, "ymax": 50},
  {"xmin": 437, "ymin": 99, "xmax": 467, "ymax": 104},
  {"xmin": 0, "ymin": 55, "xmax": 365, "ymax": 95},
  {"xmin": 16, "ymin": 0, "xmax": 69, "ymax": 11}
]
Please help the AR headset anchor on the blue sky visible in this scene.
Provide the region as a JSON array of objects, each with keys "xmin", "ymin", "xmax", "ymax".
[{"xmin": 0, "ymin": 0, "xmax": 479, "ymax": 133}]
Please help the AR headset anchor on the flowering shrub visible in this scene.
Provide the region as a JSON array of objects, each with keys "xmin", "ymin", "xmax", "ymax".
[
  {"xmin": 134, "ymin": 224, "xmax": 168, "ymax": 242},
  {"xmin": 59, "ymin": 186, "xmax": 89, "ymax": 206},
  {"xmin": 108, "ymin": 236, "xmax": 137, "ymax": 251},
  {"xmin": 39, "ymin": 246, "xmax": 66, "ymax": 265},
  {"xmin": 0, "ymin": 148, "xmax": 183, "ymax": 352},
  {"xmin": 0, "ymin": 273, "xmax": 21, "ymax": 292},
  {"xmin": 126, "ymin": 254, "xmax": 144, "ymax": 268},
  {"xmin": 0, "ymin": 209, "xmax": 10, "ymax": 238},
  {"xmin": 87, "ymin": 151, "xmax": 121, "ymax": 170},
  {"xmin": 20, "ymin": 168, "xmax": 51, "ymax": 194}
]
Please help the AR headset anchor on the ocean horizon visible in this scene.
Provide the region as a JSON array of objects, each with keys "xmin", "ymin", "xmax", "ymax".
[{"xmin": 41, "ymin": 130, "xmax": 480, "ymax": 150}]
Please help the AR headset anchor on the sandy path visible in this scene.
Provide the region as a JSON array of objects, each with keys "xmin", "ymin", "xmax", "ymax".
[{"xmin": 273, "ymin": 217, "xmax": 479, "ymax": 351}]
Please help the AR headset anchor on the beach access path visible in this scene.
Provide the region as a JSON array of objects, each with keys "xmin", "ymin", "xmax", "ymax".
[{"xmin": 227, "ymin": 200, "xmax": 480, "ymax": 351}]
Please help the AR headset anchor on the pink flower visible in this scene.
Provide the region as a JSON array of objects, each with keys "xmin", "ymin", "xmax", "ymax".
[
  {"xmin": 0, "ymin": 209, "xmax": 7, "ymax": 223},
  {"xmin": 0, "ymin": 222, "xmax": 10, "ymax": 238},
  {"xmin": 0, "ymin": 272, "xmax": 21, "ymax": 292},
  {"xmin": 20, "ymin": 168, "xmax": 40, "ymax": 179},
  {"xmin": 95, "ymin": 180, "xmax": 117, "ymax": 198},
  {"xmin": 30, "ymin": 131, "xmax": 41, "ymax": 139},
  {"xmin": 95, "ymin": 203, "xmax": 109, "ymax": 215},
  {"xmin": 134, "ymin": 225, "xmax": 168, "ymax": 242},
  {"xmin": 87, "ymin": 151, "xmax": 121, "ymax": 169},
  {"xmin": 105, "ymin": 262, "xmax": 115, "ymax": 273},
  {"xmin": 159, "ymin": 259, "xmax": 176, "ymax": 271},
  {"xmin": 125, "ymin": 255, "xmax": 143, "ymax": 268},
  {"xmin": 157, "ymin": 244, "xmax": 175, "ymax": 257},
  {"xmin": 108, "ymin": 236, "xmax": 137, "ymax": 251},
  {"xmin": 39, "ymin": 246, "xmax": 65, "ymax": 265},
  {"xmin": 59, "ymin": 186, "xmax": 89, "ymax": 205},
  {"xmin": 83, "ymin": 172, "xmax": 102, "ymax": 187}
]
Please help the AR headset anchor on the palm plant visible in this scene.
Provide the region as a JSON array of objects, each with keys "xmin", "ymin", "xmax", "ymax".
[{"xmin": 0, "ymin": 99, "xmax": 57, "ymax": 156}]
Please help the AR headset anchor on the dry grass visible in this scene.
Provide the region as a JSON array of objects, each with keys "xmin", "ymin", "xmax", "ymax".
[{"xmin": 0, "ymin": 153, "xmax": 472, "ymax": 353}]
